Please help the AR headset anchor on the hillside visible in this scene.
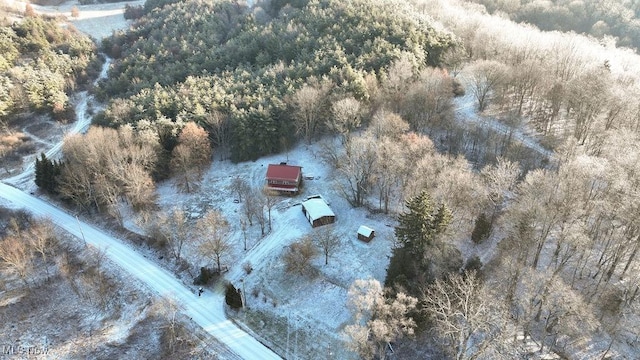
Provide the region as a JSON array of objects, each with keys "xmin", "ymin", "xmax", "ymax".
[
  {"xmin": 97, "ymin": 0, "xmax": 456, "ymax": 161},
  {"xmin": 0, "ymin": 10, "xmax": 101, "ymax": 174},
  {"xmin": 465, "ymin": 0, "xmax": 640, "ymax": 51},
  {"xmin": 2, "ymin": 0, "xmax": 640, "ymax": 359}
]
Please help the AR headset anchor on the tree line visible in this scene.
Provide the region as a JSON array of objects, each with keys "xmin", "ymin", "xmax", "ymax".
[
  {"xmin": 95, "ymin": 0, "xmax": 456, "ymax": 162},
  {"xmin": 0, "ymin": 14, "xmax": 99, "ymax": 124},
  {"xmin": 468, "ymin": 0, "xmax": 640, "ymax": 51}
]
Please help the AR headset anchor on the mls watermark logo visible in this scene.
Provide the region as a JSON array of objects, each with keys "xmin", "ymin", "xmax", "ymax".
[{"xmin": 2, "ymin": 344, "xmax": 49, "ymax": 356}]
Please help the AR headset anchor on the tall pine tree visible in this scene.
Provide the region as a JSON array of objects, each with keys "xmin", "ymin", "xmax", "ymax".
[
  {"xmin": 224, "ymin": 282, "xmax": 243, "ymax": 310},
  {"xmin": 394, "ymin": 190, "xmax": 451, "ymax": 255},
  {"xmin": 34, "ymin": 152, "xmax": 60, "ymax": 194},
  {"xmin": 386, "ymin": 190, "xmax": 452, "ymax": 291}
]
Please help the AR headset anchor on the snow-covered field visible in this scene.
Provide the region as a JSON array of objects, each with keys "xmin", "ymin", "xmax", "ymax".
[
  {"xmin": 151, "ymin": 143, "xmax": 397, "ymax": 359},
  {"xmin": 2, "ymin": 0, "xmax": 141, "ymax": 42}
]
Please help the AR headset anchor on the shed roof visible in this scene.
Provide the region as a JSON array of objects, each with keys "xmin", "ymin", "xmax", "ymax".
[
  {"xmin": 358, "ymin": 225, "xmax": 374, "ymax": 237},
  {"xmin": 302, "ymin": 198, "xmax": 335, "ymax": 221},
  {"xmin": 266, "ymin": 164, "xmax": 302, "ymax": 182}
]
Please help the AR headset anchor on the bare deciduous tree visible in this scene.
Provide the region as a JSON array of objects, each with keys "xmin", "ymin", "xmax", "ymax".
[
  {"xmin": 343, "ymin": 279, "xmax": 418, "ymax": 360},
  {"xmin": 229, "ymin": 177, "xmax": 250, "ymax": 202},
  {"xmin": 329, "ymin": 96, "xmax": 362, "ymax": 145},
  {"xmin": 196, "ymin": 209, "xmax": 231, "ymax": 273},
  {"xmin": 253, "ymin": 190, "xmax": 267, "ymax": 236},
  {"xmin": 240, "ymin": 219, "xmax": 248, "ymax": 251},
  {"xmin": 153, "ymin": 296, "xmax": 187, "ymax": 355},
  {"xmin": 202, "ymin": 110, "xmax": 231, "ymax": 160},
  {"xmin": 242, "ymin": 189, "xmax": 259, "ymax": 226},
  {"xmin": 336, "ymin": 134, "xmax": 378, "ymax": 207},
  {"xmin": 366, "ymin": 109, "xmax": 409, "ymax": 140},
  {"xmin": 170, "ymin": 122, "xmax": 212, "ymax": 193},
  {"xmin": 0, "ymin": 235, "xmax": 33, "ymax": 285},
  {"xmin": 291, "ymin": 79, "xmax": 333, "ymax": 143},
  {"xmin": 283, "ymin": 237, "xmax": 318, "ymax": 275},
  {"xmin": 424, "ymin": 272, "xmax": 507, "ymax": 360},
  {"xmin": 383, "ymin": 54, "xmax": 416, "ymax": 114},
  {"xmin": 58, "ymin": 159, "xmax": 96, "ymax": 212},
  {"xmin": 27, "ymin": 218, "xmax": 57, "ymax": 277},
  {"xmin": 468, "ymin": 59, "xmax": 508, "ymax": 111},
  {"xmin": 373, "ymin": 137, "xmax": 404, "ymax": 214},
  {"xmin": 263, "ymin": 189, "xmax": 279, "ymax": 232},
  {"xmin": 313, "ymin": 225, "xmax": 341, "ymax": 265},
  {"xmin": 481, "ymin": 157, "xmax": 521, "ymax": 224},
  {"xmin": 170, "ymin": 144, "xmax": 198, "ymax": 193},
  {"xmin": 59, "ymin": 126, "xmax": 159, "ymax": 214},
  {"xmin": 402, "ymin": 67, "xmax": 454, "ymax": 132},
  {"xmin": 177, "ymin": 121, "xmax": 212, "ymax": 171},
  {"xmin": 151, "ymin": 208, "xmax": 190, "ymax": 261}
]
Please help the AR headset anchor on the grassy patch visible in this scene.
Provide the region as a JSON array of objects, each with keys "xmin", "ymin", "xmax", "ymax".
[{"xmin": 234, "ymin": 308, "xmax": 349, "ymax": 360}]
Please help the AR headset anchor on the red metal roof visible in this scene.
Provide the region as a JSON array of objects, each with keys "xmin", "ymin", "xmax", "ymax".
[{"xmin": 265, "ymin": 164, "xmax": 302, "ymax": 182}]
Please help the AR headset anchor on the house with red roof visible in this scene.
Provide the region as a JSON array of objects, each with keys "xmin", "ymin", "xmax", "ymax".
[{"xmin": 265, "ymin": 163, "xmax": 303, "ymax": 194}]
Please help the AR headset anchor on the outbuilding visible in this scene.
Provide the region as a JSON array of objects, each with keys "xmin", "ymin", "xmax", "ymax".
[
  {"xmin": 357, "ymin": 225, "xmax": 375, "ymax": 242},
  {"xmin": 301, "ymin": 197, "xmax": 335, "ymax": 227}
]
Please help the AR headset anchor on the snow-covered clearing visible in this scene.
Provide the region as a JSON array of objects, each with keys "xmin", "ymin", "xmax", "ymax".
[
  {"xmin": 2, "ymin": 0, "xmax": 141, "ymax": 42},
  {"xmin": 150, "ymin": 143, "xmax": 396, "ymax": 359}
]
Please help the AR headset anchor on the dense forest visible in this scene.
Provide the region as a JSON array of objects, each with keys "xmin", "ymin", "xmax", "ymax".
[
  {"xmin": 466, "ymin": 0, "xmax": 640, "ymax": 51},
  {"xmin": 0, "ymin": 14, "xmax": 98, "ymax": 122},
  {"xmin": 0, "ymin": 12, "xmax": 99, "ymax": 168},
  {"xmin": 96, "ymin": 0, "xmax": 456, "ymax": 161}
]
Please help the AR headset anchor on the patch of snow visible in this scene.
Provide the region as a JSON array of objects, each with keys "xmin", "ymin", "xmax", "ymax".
[
  {"xmin": 453, "ymin": 72, "xmax": 554, "ymax": 160},
  {"xmin": 3, "ymin": 0, "xmax": 143, "ymax": 43}
]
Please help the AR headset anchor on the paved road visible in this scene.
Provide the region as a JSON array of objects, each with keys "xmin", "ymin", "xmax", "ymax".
[{"xmin": 0, "ymin": 182, "xmax": 281, "ymax": 360}]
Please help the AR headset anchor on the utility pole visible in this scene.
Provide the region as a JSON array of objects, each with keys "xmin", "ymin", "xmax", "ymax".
[
  {"xmin": 76, "ymin": 215, "xmax": 87, "ymax": 247},
  {"xmin": 240, "ymin": 278, "xmax": 246, "ymax": 308},
  {"xmin": 286, "ymin": 311, "xmax": 290, "ymax": 360}
]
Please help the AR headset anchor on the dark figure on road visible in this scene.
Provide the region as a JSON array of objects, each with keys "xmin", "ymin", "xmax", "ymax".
[{"xmin": 198, "ymin": 287, "xmax": 203, "ymax": 296}]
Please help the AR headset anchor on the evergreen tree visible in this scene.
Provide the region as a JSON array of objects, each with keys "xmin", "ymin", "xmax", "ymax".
[
  {"xmin": 34, "ymin": 153, "xmax": 44, "ymax": 189},
  {"xmin": 386, "ymin": 190, "xmax": 452, "ymax": 292},
  {"xmin": 394, "ymin": 190, "xmax": 451, "ymax": 255},
  {"xmin": 34, "ymin": 152, "xmax": 60, "ymax": 194},
  {"xmin": 471, "ymin": 212, "xmax": 492, "ymax": 244},
  {"xmin": 224, "ymin": 282, "xmax": 243, "ymax": 310}
]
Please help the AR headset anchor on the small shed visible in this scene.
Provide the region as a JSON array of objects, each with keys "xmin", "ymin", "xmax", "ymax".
[
  {"xmin": 301, "ymin": 198, "xmax": 335, "ymax": 227},
  {"xmin": 357, "ymin": 225, "xmax": 375, "ymax": 242}
]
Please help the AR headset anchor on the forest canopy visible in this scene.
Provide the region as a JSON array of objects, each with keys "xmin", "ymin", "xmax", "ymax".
[
  {"xmin": 0, "ymin": 15, "xmax": 98, "ymax": 123},
  {"xmin": 97, "ymin": 0, "xmax": 457, "ymax": 161},
  {"xmin": 466, "ymin": 0, "xmax": 640, "ymax": 51}
]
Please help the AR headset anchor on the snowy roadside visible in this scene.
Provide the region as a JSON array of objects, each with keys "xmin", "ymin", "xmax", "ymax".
[
  {"xmin": 0, "ymin": 182, "xmax": 282, "ymax": 360},
  {"xmin": 2, "ymin": 0, "xmax": 142, "ymax": 42}
]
